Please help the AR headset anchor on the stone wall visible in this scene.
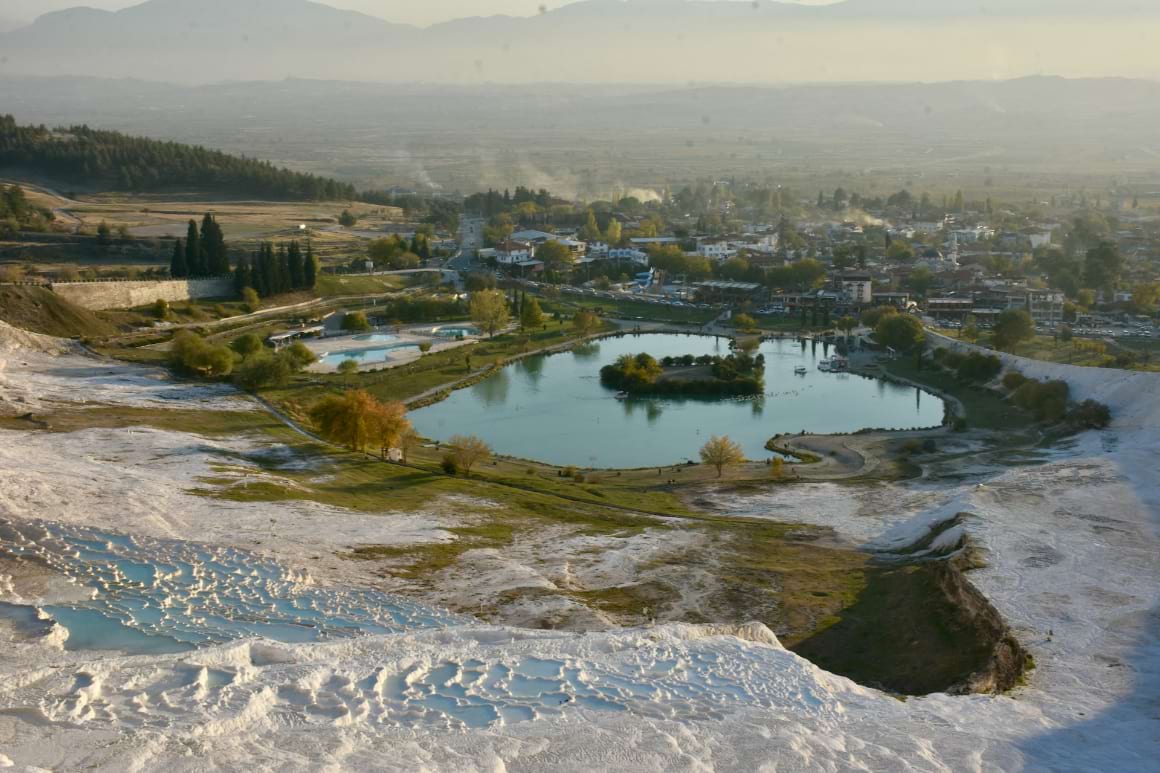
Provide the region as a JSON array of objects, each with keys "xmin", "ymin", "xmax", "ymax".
[{"xmin": 51, "ymin": 278, "xmax": 235, "ymax": 311}]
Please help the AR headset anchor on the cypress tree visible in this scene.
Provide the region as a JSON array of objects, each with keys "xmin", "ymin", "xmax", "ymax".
[
  {"xmin": 233, "ymin": 255, "xmax": 251, "ymax": 296},
  {"xmin": 287, "ymin": 240, "xmax": 304, "ymax": 289},
  {"xmin": 185, "ymin": 220, "xmax": 202, "ymax": 277},
  {"xmin": 200, "ymin": 214, "xmax": 229, "ymax": 276},
  {"xmin": 304, "ymin": 240, "xmax": 317, "ymax": 290},
  {"xmin": 170, "ymin": 238, "xmax": 187, "ymax": 278},
  {"xmin": 256, "ymin": 245, "xmax": 273, "ymax": 298},
  {"xmin": 276, "ymin": 244, "xmax": 290, "ymax": 295}
]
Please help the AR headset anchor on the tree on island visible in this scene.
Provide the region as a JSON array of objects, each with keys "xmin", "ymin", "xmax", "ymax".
[
  {"xmin": 470, "ymin": 289, "xmax": 510, "ymax": 337},
  {"xmin": 700, "ymin": 435, "xmax": 746, "ymax": 478}
]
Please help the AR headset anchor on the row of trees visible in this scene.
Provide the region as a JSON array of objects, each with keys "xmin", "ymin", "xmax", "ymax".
[
  {"xmin": 169, "ymin": 214, "xmax": 229, "ymax": 278},
  {"xmin": 234, "ymin": 240, "xmax": 317, "ymax": 298},
  {"xmin": 0, "ymin": 115, "xmax": 357, "ymax": 200},
  {"xmin": 169, "ymin": 330, "xmax": 316, "ymax": 387},
  {"xmin": 306, "ymin": 388, "xmax": 496, "ymax": 476},
  {"xmin": 367, "ymin": 233, "xmax": 432, "ymax": 270}
]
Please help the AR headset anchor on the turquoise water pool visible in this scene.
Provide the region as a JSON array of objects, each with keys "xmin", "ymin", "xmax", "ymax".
[
  {"xmin": 0, "ymin": 519, "xmax": 461, "ymax": 656},
  {"xmin": 320, "ymin": 343, "xmax": 421, "ymax": 368},
  {"xmin": 351, "ymin": 333, "xmax": 399, "ymax": 343},
  {"xmin": 434, "ymin": 326, "xmax": 480, "ymax": 338},
  {"xmin": 0, "ymin": 517, "xmax": 832, "ymax": 730}
]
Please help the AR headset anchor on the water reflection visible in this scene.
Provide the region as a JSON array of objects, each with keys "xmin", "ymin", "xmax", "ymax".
[
  {"xmin": 572, "ymin": 342, "xmax": 602, "ymax": 361},
  {"xmin": 476, "ymin": 366, "xmax": 510, "ymax": 406},
  {"xmin": 516, "ymin": 355, "xmax": 545, "ymax": 388},
  {"xmin": 410, "ymin": 334, "xmax": 946, "ymax": 468}
]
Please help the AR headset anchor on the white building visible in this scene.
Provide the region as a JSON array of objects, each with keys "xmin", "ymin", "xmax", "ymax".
[
  {"xmin": 1029, "ymin": 232, "xmax": 1054, "ymax": 250},
  {"xmin": 837, "ymin": 273, "xmax": 874, "ymax": 305},
  {"xmin": 495, "ymin": 240, "xmax": 535, "ymax": 265},
  {"xmin": 696, "ymin": 240, "xmax": 737, "ymax": 261},
  {"xmin": 509, "ymin": 229, "xmax": 556, "ymax": 244}
]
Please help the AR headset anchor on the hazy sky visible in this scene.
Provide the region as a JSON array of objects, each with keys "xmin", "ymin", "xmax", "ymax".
[{"xmin": 5, "ymin": 0, "xmax": 831, "ymax": 27}]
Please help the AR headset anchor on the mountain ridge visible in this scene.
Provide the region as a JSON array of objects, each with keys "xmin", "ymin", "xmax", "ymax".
[{"xmin": 2, "ymin": 0, "xmax": 1156, "ymax": 84}]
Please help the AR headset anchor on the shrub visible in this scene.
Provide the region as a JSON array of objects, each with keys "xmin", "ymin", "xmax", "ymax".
[
  {"xmin": 169, "ymin": 330, "xmax": 235, "ymax": 378},
  {"xmin": 342, "ymin": 311, "xmax": 372, "ymax": 332},
  {"xmin": 942, "ymin": 350, "xmax": 965, "ymax": 369},
  {"xmin": 241, "ymin": 287, "xmax": 260, "ymax": 313},
  {"xmin": 233, "ymin": 352, "xmax": 291, "ymax": 390},
  {"xmin": 230, "ymin": 333, "xmax": 265, "ymax": 359},
  {"xmin": 441, "ymin": 455, "xmax": 459, "ymax": 475},
  {"xmin": 1068, "ymin": 400, "xmax": 1112, "ymax": 430},
  {"xmin": 899, "ymin": 439, "xmax": 924, "ymax": 456},
  {"xmin": 1002, "ymin": 371, "xmax": 1029, "ymax": 391},
  {"xmin": 1013, "ymin": 379, "xmax": 1070, "ymax": 423},
  {"xmin": 875, "ymin": 313, "xmax": 926, "ymax": 352},
  {"xmin": 956, "ymin": 352, "xmax": 1003, "ymax": 383}
]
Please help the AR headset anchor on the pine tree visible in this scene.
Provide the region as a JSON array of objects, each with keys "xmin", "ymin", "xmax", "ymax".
[
  {"xmin": 303, "ymin": 240, "xmax": 318, "ymax": 290},
  {"xmin": 170, "ymin": 238, "xmax": 188, "ymax": 278},
  {"xmin": 185, "ymin": 220, "xmax": 202, "ymax": 277}
]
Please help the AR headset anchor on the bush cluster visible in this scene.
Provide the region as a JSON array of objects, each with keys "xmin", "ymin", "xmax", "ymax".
[
  {"xmin": 1012, "ymin": 379, "xmax": 1071, "ymax": 423},
  {"xmin": 602, "ymin": 351, "xmax": 765, "ymax": 397}
]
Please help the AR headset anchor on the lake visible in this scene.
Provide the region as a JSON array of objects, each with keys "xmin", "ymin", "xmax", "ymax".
[{"xmin": 409, "ymin": 333, "xmax": 945, "ymax": 468}]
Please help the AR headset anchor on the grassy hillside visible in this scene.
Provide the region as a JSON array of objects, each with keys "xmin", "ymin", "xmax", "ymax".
[{"xmin": 0, "ymin": 285, "xmax": 119, "ymax": 338}]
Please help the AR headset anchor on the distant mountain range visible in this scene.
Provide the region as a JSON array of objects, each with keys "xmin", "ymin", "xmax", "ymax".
[{"xmin": 1, "ymin": 0, "xmax": 1157, "ymax": 84}]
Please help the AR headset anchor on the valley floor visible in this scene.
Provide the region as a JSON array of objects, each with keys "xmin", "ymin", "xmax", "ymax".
[{"xmin": 0, "ymin": 320, "xmax": 1158, "ymax": 771}]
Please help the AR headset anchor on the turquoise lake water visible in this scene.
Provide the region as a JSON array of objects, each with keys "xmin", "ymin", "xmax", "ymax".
[{"xmin": 410, "ymin": 333, "xmax": 945, "ymax": 468}]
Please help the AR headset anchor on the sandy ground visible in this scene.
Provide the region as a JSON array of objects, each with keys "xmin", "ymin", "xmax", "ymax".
[{"xmin": 0, "ymin": 320, "xmax": 1158, "ymax": 771}]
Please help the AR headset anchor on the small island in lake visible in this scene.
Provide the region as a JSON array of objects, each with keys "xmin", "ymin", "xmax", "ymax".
[{"xmin": 600, "ymin": 351, "xmax": 765, "ymax": 397}]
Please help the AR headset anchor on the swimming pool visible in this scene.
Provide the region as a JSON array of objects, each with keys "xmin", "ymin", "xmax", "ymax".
[
  {"xmin": 433, "ymin": 325, "xmax": 480, "ymax": 338},
  {"xmin": 319, "ymin": 343, "xmax": 421, "ymax": 368},
  {"xmin": 350, "ymin": 333, "xmax": 398, "ymax": 344}
]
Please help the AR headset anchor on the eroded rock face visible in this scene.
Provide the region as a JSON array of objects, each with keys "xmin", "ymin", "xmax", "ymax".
[{"xmin": 933, "ymin": 558, "xmax": 1029, "ymax": 695}]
